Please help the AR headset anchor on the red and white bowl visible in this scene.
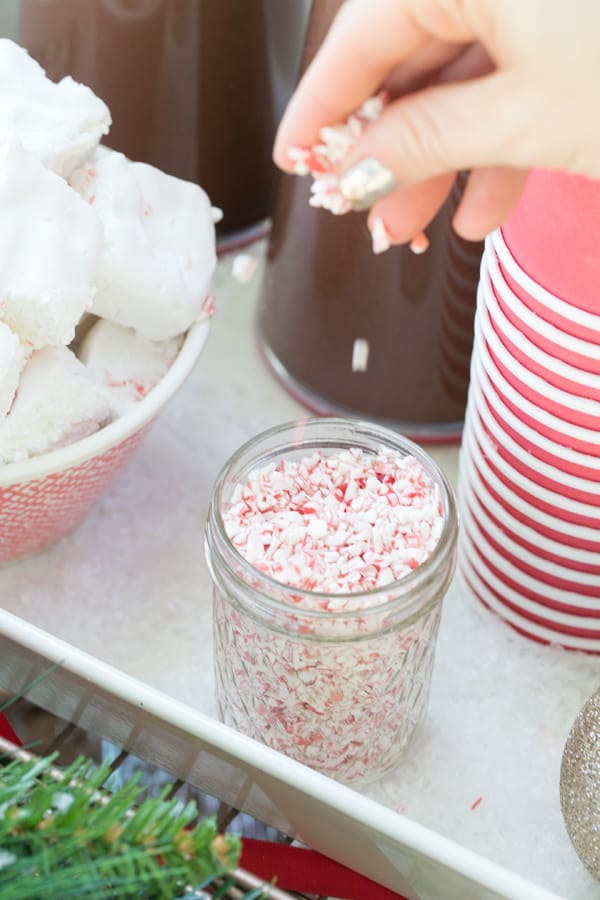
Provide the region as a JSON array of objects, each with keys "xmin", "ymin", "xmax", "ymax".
[{"xmin": 0, "ymin": 318, "xmax": 211, "ymax": 563}]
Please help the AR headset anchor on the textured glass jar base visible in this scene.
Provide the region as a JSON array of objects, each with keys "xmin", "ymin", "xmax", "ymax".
[{"xmin": 213, "ymin": 587, "xmax": 443, "ymax": 785}]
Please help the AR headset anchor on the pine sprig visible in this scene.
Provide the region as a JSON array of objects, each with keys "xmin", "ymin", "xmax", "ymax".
[{"xmin": 0, "ymin": 748, "xmax": 246, "ymax": 899}]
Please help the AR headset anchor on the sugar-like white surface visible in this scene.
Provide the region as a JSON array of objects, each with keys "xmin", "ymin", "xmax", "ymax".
[{"xmin": 1, "ymin": 242, "xmax": 599, "ymax": 899}]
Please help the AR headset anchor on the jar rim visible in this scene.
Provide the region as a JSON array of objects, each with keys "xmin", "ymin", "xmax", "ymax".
[{"xmin": 207, "ymin": 417, "xmax": 458, "ymax": 618}]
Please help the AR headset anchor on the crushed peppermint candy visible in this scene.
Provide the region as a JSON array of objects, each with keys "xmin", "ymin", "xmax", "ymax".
[
  {"xmin": 200, "ymin": 294, "xmax": 216, "ymax": 318},
  {"xmin": 288, "ymin": 92, "xmax": 430, "ymax": 255},
  {"xmin": 232, "ymin": 254, "xmax": 259, "ymax": 285},
  {"xmin": 215, "ymin": 592, "xmax": 442, "ymax": 782},
  {"xmin": 222, "ymin": 448, "xmax": 444, "ymax": 599},
  {"xmin": 288, "ymin": 92, "xmax": 389, "ymax": 217},
  {"xmin": 215, "ymin": 446, "xmax": 449, "ymax": 783},
  {"xmin": 351, "ymin": 338, "xmax": 370, "ymax": 373}
]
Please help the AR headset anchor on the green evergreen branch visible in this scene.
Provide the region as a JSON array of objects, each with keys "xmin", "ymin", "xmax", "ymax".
[{"xmin": 0, "ymin": 746, "xmax": 250, "ymax": 899}]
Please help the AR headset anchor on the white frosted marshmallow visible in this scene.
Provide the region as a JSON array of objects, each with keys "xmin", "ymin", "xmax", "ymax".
[
  {"xmin": 0, "ymin": 346, "xmax": 110, "ymax": 463},
  {"xmin": 0, "ymin": 136, "xmax": 103, "ymax": 348},
  {"xmin": 0, "ymin": 321, "xmax": 26, "ymax": 418},
  {"xmin": 78, "ymin": 319, "xmax": 182, "ymax": 415},
  {"xmin": 70, "ymin": 150, "xmax": 217, "ymax": 340},
  {"xmin": 0, "ymin": 39, "xmax": 111, "ymax": 178}
]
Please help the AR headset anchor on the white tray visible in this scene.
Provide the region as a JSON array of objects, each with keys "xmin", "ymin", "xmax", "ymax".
[
  {"xmin": 0, "ymin": 607, "xmax": 561, "ymax": 900},
  {"xmin": 2, "ymin": 241, "xmax": 599, "ymax": 900}
]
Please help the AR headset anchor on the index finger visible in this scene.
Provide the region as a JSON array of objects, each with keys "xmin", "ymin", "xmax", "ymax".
[{"xmin": 273, "ymin": 0, "xmax": 470, "ymax": 170}]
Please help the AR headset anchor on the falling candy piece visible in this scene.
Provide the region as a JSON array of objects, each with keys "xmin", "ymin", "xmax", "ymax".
[
  {"xmin": 352, "ymin": 338, "xmax": 370, "ymax": 373},
  {"xmin": 232, "ymin": 254, "xmax": 259, "ymax": 285}
]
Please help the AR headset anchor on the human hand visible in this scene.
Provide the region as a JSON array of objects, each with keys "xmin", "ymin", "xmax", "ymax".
[{"xmin": 274, "ymin": 0, "xmax": 600, "ymax": 245}]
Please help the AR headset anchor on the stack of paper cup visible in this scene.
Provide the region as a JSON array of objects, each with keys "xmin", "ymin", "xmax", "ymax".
[{"xmin": 457, "ymin": 170, "xmax": 600, "ymax": 651}]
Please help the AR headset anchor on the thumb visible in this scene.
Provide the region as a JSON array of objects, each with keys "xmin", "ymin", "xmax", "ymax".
[{"xmin": 340, "ymin": 72, "xmax": 537, "ymax": 193}]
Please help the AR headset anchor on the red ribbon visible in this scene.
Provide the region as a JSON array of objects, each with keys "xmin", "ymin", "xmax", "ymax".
[
  {"xmin": 241, "ymin": 837, "xmax": 408, "ymax": 900},
  {"xmin": 0, "ymin": 711, "xmax": 21, "ymax": 746}
]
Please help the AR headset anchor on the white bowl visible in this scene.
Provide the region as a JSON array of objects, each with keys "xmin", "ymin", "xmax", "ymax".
[{"xmin": 0, "ymin": 317, "xmax": 211, "ymax": 563}]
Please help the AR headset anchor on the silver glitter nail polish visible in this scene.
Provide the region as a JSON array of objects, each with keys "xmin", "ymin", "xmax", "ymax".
[{"xmin": 339, "ymin": 157, "xmax": 398, "ymax": 211}]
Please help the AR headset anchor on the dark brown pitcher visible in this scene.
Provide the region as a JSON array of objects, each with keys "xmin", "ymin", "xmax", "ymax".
[
  {"xmin": 258, "ymin": 0, "xmax": 482, "ymax": 441},
  {"xmin": 19, "ymin": 0, "xmax": 309, "ymax": 238}
]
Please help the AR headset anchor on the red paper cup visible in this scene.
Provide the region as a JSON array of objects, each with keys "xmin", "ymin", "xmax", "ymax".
[
  {"xmin": 460, "ymin": 478, "xmax": 600, "ymax": 602},
  {"xmin": 467, "ymin": 405, "xmax": 600, "ymax": 529},
  {"xmin": 482, "ymin": 259, "xmax": 600, "ymax": 400},
  {"xmin": 459, "ymin": 441, "xmax": 600, "ymax": 572},
  {"xmin": 501, "ymin": 170, "xmax": 600, "ymax": 316},
  {"xmin": 473, "ymin": 315, "xmax": 600, "ymax": 457},
  {"xmin": 459, "ymin": 511, "xmax": 600, "ymax": 631},
  {"xmin": 463, "ymin": 398, "xmax": 600, "ymax": 540},
  {"xmin": 460, "ymin": 407, "xmax": 600, "ymax": 551},
  {"xmin": 485, "ymin": 240, "xmax": 600, "ymax": 372},
  {"xmin": 466, "ymin": 408, "xmax": 600, "ymax": 537},
  {"xmin": 476, "ymin": 290, "xmax": 600, "ymax": 432},
  {"xmin": 469, "ymin": 342, "xmax": 600, "ymax": 482},
  {"xmin": 472, "ymin": 385, "xmax": 600, "ymax": 507},
  {"xmin": 472, "ymin": 311, "xmax": 600, "ymax": 500},
  {"xmin": 458, "ymin": 509, "xmax": 600, "ymax": 624},
  {"xmin": 490, "ymin": 229, "xmax": 600, "ymax": 343},
  {"xmin": 457, "ymin": 548, "xmax": 600, "ymax": 652}
]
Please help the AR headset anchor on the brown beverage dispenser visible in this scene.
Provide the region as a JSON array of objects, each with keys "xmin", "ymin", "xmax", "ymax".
[
  {"xmin": 18, "ymin": 0, "xmax": 309, "ymax": 243},
  {"xmin": 258, "ymin": 0, "xmax": 483, "ymax": 441}
]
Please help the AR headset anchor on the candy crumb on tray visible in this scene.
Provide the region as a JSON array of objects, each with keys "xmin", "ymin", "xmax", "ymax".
[{"xmin": 232, "ymin": 254, "xmax": 259, "ymax": 284}]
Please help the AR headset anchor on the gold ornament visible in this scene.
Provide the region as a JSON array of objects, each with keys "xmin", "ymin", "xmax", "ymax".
[{"xmin": 560, "ymin": 688, "xmax": 600, "ymax": 881}]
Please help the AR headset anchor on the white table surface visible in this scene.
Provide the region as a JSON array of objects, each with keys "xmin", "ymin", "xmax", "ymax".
[{"xmin": 1, "ymin": 237, "xmax": 599, "ymax": 900}]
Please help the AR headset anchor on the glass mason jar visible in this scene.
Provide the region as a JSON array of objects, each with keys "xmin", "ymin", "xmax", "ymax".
[{"xmin": 205, "ymin": 419, "xmax": 458, "ymax": 786}]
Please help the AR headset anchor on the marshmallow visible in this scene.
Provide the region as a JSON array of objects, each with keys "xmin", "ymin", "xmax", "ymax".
[
  {"xmin": 0, "ymin": 39, "xmax": 111, "ymax": 179},
  {"xmin": 69, "ymin": 150, "xmax": 217, "ymax": 340},
  {"xmin": 0, "ymin": 136, "xmax": 103, "ymax": 348},
  {"xmin": 0, "ymin": 346, "xmax": 110, "ymax": 463},
  {"xmin": 0, "ymin": 321, "xmax": 26, "ymax": 418},
  {"xmin": 78, "ymin": 319, "xmax": 182, "ymax": 415}
]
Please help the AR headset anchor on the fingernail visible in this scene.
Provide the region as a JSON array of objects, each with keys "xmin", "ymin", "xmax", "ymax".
[
  {"xmin": 339, "ymin": 157, "xmax": 397, "ymax": 211},
  {"xmin": 409, "ymin": 231, "xmax": 430, "ymax": 255},
  {"xmin": 369, "ymin": 216, "xmax": 392, "ymax": 255}
]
